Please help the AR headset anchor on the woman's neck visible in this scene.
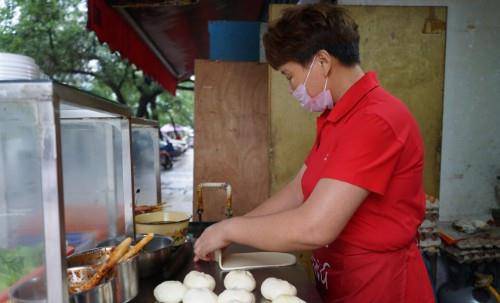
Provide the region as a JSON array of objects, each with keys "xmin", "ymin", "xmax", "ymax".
[{"xmin": 329, "ymin": 64, "xmax": 365, "ymax": 102}]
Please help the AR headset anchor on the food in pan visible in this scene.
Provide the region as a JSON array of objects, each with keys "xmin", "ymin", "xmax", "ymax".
[
  {"xmin": 223, "ymin": 270, "xmax": 256, "ymax": 292},
  {"xmin": 183, "ymin": 287, "xmax": 218, "ymax": 303},
  {"xmin": 261, "ymin": 277, "xmax": 297, "ymax": 301},
  {"xmin": 183, "ymin": 270, "xmax": 216, "ymax": 291},
  {"xmin": 76, "ymin": 237, "xmax": 131, "ymax": 292},
  {"xmin": 68, "ymin": 233, "xmax": 153, "ymax": 294},
  {"xmin": 67, "ymin": 266, "xmax": 96, "ymax": 294},
  {"xmin": 218, "ymin": 289, "xmax": 255, "ymax": 303},
  {"xmin": 154, "ymin": 280, "xmax": 187, "ymax": 303},
  {"xmin": 134, "ymin": 204, "xmax": 164, "ymax": 215}
]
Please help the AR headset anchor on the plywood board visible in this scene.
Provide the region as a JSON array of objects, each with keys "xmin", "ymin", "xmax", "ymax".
[
  {"xmin": 194, "ymin": 60, "xmax": 269, "ymax": 221},
  {"xmin": 269, "ymin": 5, "xmax": 446, "ymax": 197},
  {"xmin": 348, "ymin": 5, "xmax": 446, "ymax": 197}
]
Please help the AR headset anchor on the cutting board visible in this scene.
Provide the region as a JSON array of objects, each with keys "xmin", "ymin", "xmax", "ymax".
[{"xmin": 215, "ymin": 250, "xmax": 296, "ymax": 271}]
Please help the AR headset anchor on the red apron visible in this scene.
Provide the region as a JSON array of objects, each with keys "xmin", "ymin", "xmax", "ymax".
[{"xmin": 311, "ymin": 239, "xmax": 434, "ymax": 302}]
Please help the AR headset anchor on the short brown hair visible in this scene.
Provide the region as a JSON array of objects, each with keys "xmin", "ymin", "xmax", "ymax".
[{"xmin": 263, "ymin": 3, "xmax": 360, "ymax": 70}]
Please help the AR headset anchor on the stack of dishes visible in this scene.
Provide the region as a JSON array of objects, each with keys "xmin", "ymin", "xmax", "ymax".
[{"xmin": 0, "ymin": 52, "xmax": 41, "ymax": 80}]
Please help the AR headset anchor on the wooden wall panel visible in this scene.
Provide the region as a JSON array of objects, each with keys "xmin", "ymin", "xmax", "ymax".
[{"xmin": 194, "ymin": 60, "xmax": 269, "ymax": 221}]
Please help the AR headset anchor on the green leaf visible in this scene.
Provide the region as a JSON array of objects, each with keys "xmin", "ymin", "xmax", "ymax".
[{"xmin": 0, "ymin": 0, "xmax": 193, "ymax": 125}]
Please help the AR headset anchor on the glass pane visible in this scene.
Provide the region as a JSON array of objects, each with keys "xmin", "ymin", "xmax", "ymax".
[
  {"xmin": 0, "ymin": 101, "xmax": 46, "ymax": 300},
  {"xmin": 132, "ymin": 127, "xmax": 158, "ymax": 205},
  {"xmin": 61, "ymin": 118, "xmax": 125, "ymax": 248}
]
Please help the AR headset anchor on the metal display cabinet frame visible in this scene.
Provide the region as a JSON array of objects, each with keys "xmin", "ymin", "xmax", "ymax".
[
  {"xmin": 56, "ymin": 82, "xmax": 135, "ymax": 240},
  {"xmin": 0, "ymin": 80, "xmax": 67, "ymax": 302},
  {"xmin": 131, "ymin": 117, "xmax": 161, "ymax": 206},
  {"xmin": 0, "ymin": 80, "xmax": 135, "ymax": 302}
]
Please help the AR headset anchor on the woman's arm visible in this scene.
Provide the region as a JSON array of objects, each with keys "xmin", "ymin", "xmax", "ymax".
[
  {"xmin": 194, "ymin": 178, "xmax": 369, "ymax": 260},
  {"xmin": 243, "ymin": 165, "xmax": 306, "ymax": 217}
]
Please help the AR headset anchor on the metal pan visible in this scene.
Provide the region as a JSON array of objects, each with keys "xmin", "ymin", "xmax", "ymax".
[
  {"xmin": 98, "ymin": 235, "xmax": 174, "ymax": 278},
  {"xmin": 67, "ymin": 266, "xmax": 115, "ymax": 303},
  {"xmin": 8, "ymin": 277, "xmax": 47, "ymax": 303},
  {"xmin": 134, "ymin": 211, "xmax": 190, "ymax": 246},
  {"xmin": 67, "ymin": 247, "xmax": 139, "ymax": 303}
]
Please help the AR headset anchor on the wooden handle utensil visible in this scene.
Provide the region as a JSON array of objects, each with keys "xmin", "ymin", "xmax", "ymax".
[
  {"xmin": 79, "ymin": 237, "xmax": 132, "ymax": 292},
  {"xmin": 120, "ymin": 233, "xmax": 154, "ymax": 262}
]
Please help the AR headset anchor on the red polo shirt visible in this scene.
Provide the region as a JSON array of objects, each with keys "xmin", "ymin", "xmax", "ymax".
[{"xmin": 302, "ymin": 72, "xmax": 434, "ymax": 302}]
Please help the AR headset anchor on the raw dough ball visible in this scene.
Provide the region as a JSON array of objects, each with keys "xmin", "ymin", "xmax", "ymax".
[
  {"xmin": 183, "ymin": 288, "xmax": 218, "ymax": 303},
  {"xmin": 272, "ymin": 295, "xmax": 306, "ymax": 303},
  {"xmin": 218, "ymin": 289, "xmax": 255, "ymax": 303},
  {"xmin": 223, "ymin": 270, "xmax": 256, "ymax": 292},
  {"xmin": 183, "ymin": 270, "xmax": 216, "ymax": 290},
  {"xmin": 261, "ymin": 277, "xmax": 297, "ymax": 301},
  {"xmin": 153, "ymin": 281, "xmax": 186, "ymax": 303}
]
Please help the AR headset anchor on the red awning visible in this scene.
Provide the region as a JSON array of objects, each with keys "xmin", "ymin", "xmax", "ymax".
[
  {"xmin": 87, "ymin": 0, "xmax": 178, "ymax": 93},
  {"xmin": 87, "ymin": 0, "xmax": 267, "ymax": 94}
]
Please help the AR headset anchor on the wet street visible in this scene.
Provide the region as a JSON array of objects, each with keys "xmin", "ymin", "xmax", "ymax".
[{"xmin": 161, "ymin": 148, "xmax": 193, "ymax": 215}]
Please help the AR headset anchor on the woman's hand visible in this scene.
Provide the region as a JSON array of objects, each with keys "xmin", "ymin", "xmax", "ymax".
[{"xmin": 193, "ymin": 219, "xmax": 232, "ymax": 262}]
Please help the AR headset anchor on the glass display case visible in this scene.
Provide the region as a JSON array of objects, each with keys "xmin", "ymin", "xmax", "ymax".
[
  {"xmin": 57, "ymin": 83, "xmax": 134, "ymax": 248},
  {"xmin": 0, "ymin": 80, "xmax": 67, "ymax": 302},
  {"xmin": 0, "ymin": 80, "xmax": 134, "ymax": 302},
  {"xmin": 131, "ymin": 118, "xmax": 161, "ymax": 206}
]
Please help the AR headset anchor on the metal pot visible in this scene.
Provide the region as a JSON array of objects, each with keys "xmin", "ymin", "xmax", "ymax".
[
  {"xmin": 67, "ymin": 247, "xmax": 139, "ymax": 303},
  {"xmin": 135, "ymin": 211, "xmax": 190, "ymax": 246},
  {"xmin": 113, "ymin": 255, "xmax": 138, "ymax": 303},
  {"xmin": 68, "ymin": 266, "xmax": 115, "ymax": 303},
  {"xmin": 8, "ymin": 277, "xmax": 47, "ymax": 303},
  {"xmin": 99, "ymin": 235, "xmax": 174, "ymax": 278}
]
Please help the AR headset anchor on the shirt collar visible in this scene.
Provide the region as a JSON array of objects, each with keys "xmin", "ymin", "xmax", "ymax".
[{"xmin": 325, "ymin": 71, "xmax": 380, "ymax": 123}]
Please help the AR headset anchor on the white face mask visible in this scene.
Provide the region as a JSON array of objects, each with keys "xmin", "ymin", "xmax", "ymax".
[{"xmin": 292, "ymin": 56, "xmax": 334, "ymax": 112}]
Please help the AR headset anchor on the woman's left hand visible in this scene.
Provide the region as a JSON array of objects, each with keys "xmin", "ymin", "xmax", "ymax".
[{"xmin": 193, "ymin": 219, "xmax": 232, "ymax": 262}]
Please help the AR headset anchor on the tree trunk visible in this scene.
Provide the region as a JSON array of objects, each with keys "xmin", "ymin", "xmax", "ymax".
[
  {"xmin": 151, "ymin": 98, "xmax": 158, "ymax": 121},
  {"xmin": 166, "ymin": 110, "xmax": 180, "ymax": 139},
  {"xmin": 136, "ymin": 95, "xmax": 149, "ymax": 118},
  {"xmin": 114, "ymin": 88, "xmax": 127, "ymax": 105}
]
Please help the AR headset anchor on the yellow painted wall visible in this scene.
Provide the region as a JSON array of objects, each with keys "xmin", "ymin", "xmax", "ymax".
[{"xmin": 268, "ymin": 58, "xmax": 318, "ymax": 194}]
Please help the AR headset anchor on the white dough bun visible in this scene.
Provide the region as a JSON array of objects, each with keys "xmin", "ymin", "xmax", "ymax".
[
  {"xmin": 153, "ymin": 280, "xmax": 186, "ymax": 303},
  {"xmin": 261, "ymin": 277, "xmax": 297, "ymax": 300},
  {"xmin": 183, "ymin": 270, "xmax": 216, "ymax": 291},
  {"xmin": 183, "ymin": 287, "xmax": 218, "ymax": 303},
  {"xmin": 223, "ymin": 270, "xmax": 256, "ymax": 292}
]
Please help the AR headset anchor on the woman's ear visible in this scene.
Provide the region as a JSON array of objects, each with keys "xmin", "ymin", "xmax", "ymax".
[{"xmin": 317, "ymin": 49, "xmax": 334, "ymax": 77}]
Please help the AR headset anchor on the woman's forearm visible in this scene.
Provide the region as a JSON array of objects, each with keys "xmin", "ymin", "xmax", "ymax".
[
  {"xmin": 228, "ymin": 208, "xmax": 319, "ymax": 252},
  {"xmin": 226, "ymin": 179, "xmax": 369, "ymax": 252},
  {"xmin": 193, "ymin": 179, "xmax": 368, "ymax": 261}
]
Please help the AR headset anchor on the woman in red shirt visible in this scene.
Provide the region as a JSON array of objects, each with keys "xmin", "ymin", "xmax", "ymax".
[{"xmin": 194, "ymin": 3, "xmax": 434, "ymax": 302}]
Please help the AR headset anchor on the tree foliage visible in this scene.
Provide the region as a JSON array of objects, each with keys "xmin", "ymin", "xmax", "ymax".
[{"xmin": 0, "ymin": 0, "xmax": 193, "ymax": 126}]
